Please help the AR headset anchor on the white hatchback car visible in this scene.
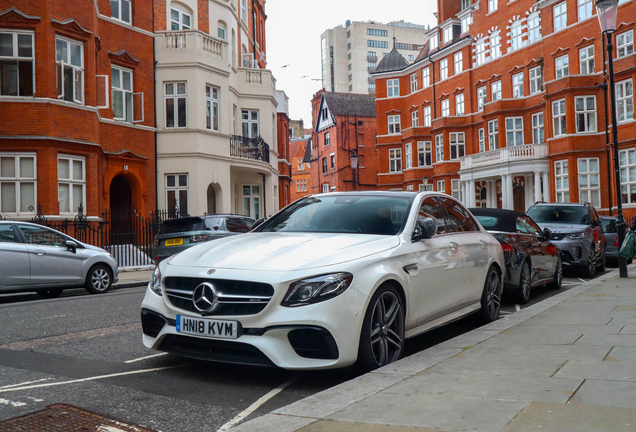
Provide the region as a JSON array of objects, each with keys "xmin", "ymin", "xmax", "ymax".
[{"xmin": 141, "ymin": 192, "xmax": 504, "ymax": 370}]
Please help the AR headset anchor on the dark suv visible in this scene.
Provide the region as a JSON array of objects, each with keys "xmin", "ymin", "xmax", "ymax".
[
  {"xmin": 153, "ymin": 215, "xmax": 255, "ymax": 264},
  {"xmin": 526, "ymin": 202, "xmax": 606, "ymax": 277}
]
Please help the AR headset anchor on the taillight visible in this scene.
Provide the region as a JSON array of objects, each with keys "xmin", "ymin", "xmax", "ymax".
[
  {"xmin": 190, "ymin": 235, "xmax": 210, "ymax": 243},
  {"xmin": 501, "ymin": 244, "xmax": 514, "ymax": 253},
  {"xmin": 615, "ymin": 237, "xmax": 619, "ymax": 247}
]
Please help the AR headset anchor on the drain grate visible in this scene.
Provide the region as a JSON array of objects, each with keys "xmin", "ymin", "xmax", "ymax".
[{"xmin": 0, "ymin": 404, "xmax": 156, "ymax": 432}]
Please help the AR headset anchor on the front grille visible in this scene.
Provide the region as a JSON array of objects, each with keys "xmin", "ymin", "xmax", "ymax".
[
  {"xmin": 288, "ymin": 328, "xmax": 339, "ymax": 360},
  {"xmin": 572, "ymin": 247, "xmax": 583, "ymax": 260},
  {"xmin": 141, "ymin": 309, "xmax": 167, "ymax": 338},
  {"xmin": 164, "ymin": 277, "xmax": 274, "ymax": 316},
  {"xmin": 551, "ymin": 233, "xmax": 567, "ymax": 241}
]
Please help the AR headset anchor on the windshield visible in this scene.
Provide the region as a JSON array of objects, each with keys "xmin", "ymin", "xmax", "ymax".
[
  {"xmin": 158, "ymin": 217, "xmax": 208, "ymax": 234},
  {"xmin": 527, "ymin": 205, "xmax": 590, "ymax": 225},
  {"xmin": 601, "ymin": 218, "xmax": 616, "ymax": 233},
  {"xmin": 257, "ymin": 195, "xmax": 412, "ymax": 235}
]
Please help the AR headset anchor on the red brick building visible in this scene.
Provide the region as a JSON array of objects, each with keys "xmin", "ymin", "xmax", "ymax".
[
  {"xmin": 0, "ymin": 1, "xmax": 155, "ymax": 220},
  {"xmin": 372, "ymin": 0, "xmax": 635, "ymax": 220},
  {"xmin": 308, "ymin": 90, "xmax": 379, "ymax": 193},
  {"xmin": 277, "ymin": 90, "xmax": 292, "ymax": 208},
  {"xmin": 290, "ymin": 138, "xmax": 312, "ymax": 202}
]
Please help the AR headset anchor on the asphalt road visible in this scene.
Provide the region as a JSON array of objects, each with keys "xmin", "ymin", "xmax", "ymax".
[{"xmin": 0, "ymin": 267, "xmax": 611, "ymax": 431}]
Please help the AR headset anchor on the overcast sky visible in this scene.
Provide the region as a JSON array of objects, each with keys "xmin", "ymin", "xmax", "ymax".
[{"xmin": 265, "ymin": 0, "xmax": 439, "ymax": 127}]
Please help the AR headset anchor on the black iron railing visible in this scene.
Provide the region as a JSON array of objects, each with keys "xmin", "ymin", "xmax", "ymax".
[{"xmin": 230, "ymin": 135, "xmax": 270, "ymax": 163}]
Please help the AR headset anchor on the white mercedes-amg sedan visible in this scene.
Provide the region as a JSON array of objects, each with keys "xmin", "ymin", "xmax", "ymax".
[{"xmin": 140, "ymin": 192, "xmax": 504, "ymax": 370}]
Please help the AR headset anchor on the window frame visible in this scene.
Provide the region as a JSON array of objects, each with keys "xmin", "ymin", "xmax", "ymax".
[
  {"xmin": 435, "ymin": 134, "xmax": 444, "ymax": 162},
  {"xmin": 389, "ymin": 148, "xmax": 402, "ymax": 173},
  {"xmin": 579, "ymin": 45, "xmax": 595, "ymax": 74},
  {"xmin": 476, "ymin": 39, "xmax": 486, "ymax": 65},
  {"xmin": 441, "ymin": 99, "xmax": 450, "ymax": 117},
  {"xmin": 488, "ymin": 119, "xmax": 499, "ymax": 150},
  {"xmin": 0, "ymin": 30, "xmax": 35, "ymax": 97},
  {"xmin": 527, "ymin": 12, "xmax": 541, "ymax": 43},
  {"xmin": 578, "ymin": 157, "xmax": 601, "ymax": 206},
  {"xmin": 505, "ymin": 117, "xmax": 524, "ymax": 146},
  {"xmin": 111, "ymin": 65, "xmax": 135, "ymax": 122},
  {"xmin": 575, "ymin": 95, "xmax": 597, "ymax": 133},
  {"xmin": 510, "ymin": 22, "xmax": 523, "ymax": 51},
  {"xmin": 478, "ymin": 128, "xmax": 486, "ymax": 152},
  {"xmin": 532, "ymin": 112, "xmax": 544, "ymax": 144},
  {"xmin": 553, "ymin": 2, "xmax": 568, "ymax": 32},
  {"xmin": 241, "ymin": 109, "xmax": 259, "ymax": 138},
  {"xmin": 512, "ymin": 72, "xmax": 524, "ymax": 98},
  {"xmin": 422, "ymin": 67, "xmax": 430, "ymax": 88},
  {"xmin": 206, "ymin": 85, "xmax": 219, "ymax": 131},
  {"xmin": 388, "ymin": 115, "xmax": 401, "ymax": 135},
  {"xmin": 619, "ymin": 149, "xmax": 636, "ymax": 204},
  {"xmin": 405, "ymin": 142, "xmax": 413, "ymax": 169},
  {"xmin": 387, "ymin": 78, "xmax": 400, "ymax": 98},
  {"xmin": 490, "ymin": 32, "xmax": 501, "ymax": 59},
  {"xmin": 410, "ymin": 73, "xmax": 417, "ymax": 93},
  {"xmin": 491, "ymin": 81, "xmax": 502, "ymax": 101},
  {"xmin": 454, "ymin": 51, "xmax": 463, "ymax": 74},
  {"xmin": 55, "ymin": 36, "xmax": 84, "ymax": 104},
  {"xmin": 577, "ymin": 0, "xmax": 593, "ymax": 21},
  {"xmin": 529, "ymin": 66, "xmax": 542, "ymax": 94},
  {"xmin": 455, "ymin": 93, "xmax": 464, "ymax": 116},
  {"xmin": 616, "ymin": 79, "xmax": 634, "ymax": 123},
  {"xmin": 417, "ymin": 141, "xmax": 432, "ymax": 167},
  {"xmin": 451, "ymin": 179, "xmax": 462, "ymax": 202},
  {"xmin": 111, "ymin": 0, "xmax": 132, "ymax": 24},
  {"xmin": 449, "ymin": 132, "xmax": 465, "ymax": 160},
  {"xmin": 552, "ymin": 99, "xmax": 567, "ymax": 137},
  {"xmin": 170, "ymin": 6, "xmax": 192, "ymax": 31},
  {"xmin": 554, "ymin": 160, "xmax": 570, "ymax": 203},
  {"xmin": 164, "ymin": 81, "xmax": 187, "ymax": 129},
  {"xmin": 0, "ymin": 152, "xmax": 37, "ymax": 215},
  {"xmin": 616, "ymin": 30, "xmax": 634, "ymax": 58},
  {"xmin": 423, "ymin": 105, "xmax": 431, "ymax": 127},
  {"xmin": 437, "ymin": 180, "xmax": 446, "ymax": 193},
  {"xmin": 488, "ymin": 0, "xmax": 498, "ymax": 13},
  {"xmin": 57, "ymin": 154, "xmax": 86, "ymax": 215},
  {"xmin": 411, "ymin": 110, "xmax": 419, "ymax": 127},
  {"xmin": 440, "ymin": 58, "xmax": 448, "ymax": 80},
  {"xmin": 555, "ymin": 55, "xmax": 569, "ymax": 79},
  {"xmin": 477, "ymin": 86, "xmax": 487, "ymax": 111}
]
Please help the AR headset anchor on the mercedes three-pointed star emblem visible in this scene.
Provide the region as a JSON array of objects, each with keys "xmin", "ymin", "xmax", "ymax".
[{"xmin": 192, "ymin": 282, "xmax": 218, "ymax": 313}]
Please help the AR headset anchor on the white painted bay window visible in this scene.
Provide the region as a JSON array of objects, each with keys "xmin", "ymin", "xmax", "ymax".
[
  {"xmin": 56, "ymin": 37, "xmax": 83, "ymax": 103},
  {"xmin": 554, "ymin": 160, "xmax": 569, "ymax": 202},
  {"xmin": 552, "ymin": 99, "xmax": 567, "ymax": 136},
  {"xmin": 0, "ymin": 153, "xmax": 36, "ymax": 215},
  {"xmin": 512, "ymin": 73, "xmax": 524, "ymax": 98},
  {"xmin": 418, "ymin": 141, "xmax": 432, "ymax": 166},
  {"xmin": 411, "ymin": 110, "xmax": 419, "ymax": 127},
  {"xmin": 206, "ymin": 85, "xmax": 219, "ymax": 131},
  {"xmin": 441, "ymin": 99, "xmax": 450, "ymax": 117},
  {"xmin": 575, "ymin": 96, "xmax": 596, "ymax": 133},
  {"xmin": 616, "ymin": 80, "xmax": 633, "ymax": 123},
  {"xmin": 491, "ymin": 81, "xmax": 502, "ymax": 101},
  {"xmin": 166, "ymin": 174, "xmax": 188, "ymax": 215},
  {"xmin": 165, "ymin": 82, "xmax": 187, "ymax": 128},
  {"xmin": 450, "ymin": 132, "xmax": 465, "ymax": 159},
  {"xmin": 171, "ymin": 7, "xmax": 192, "ymax": 30},
  {"xmin": 0, "ymin": 31, "xmax": 34, "ymax": 96},
  {"xmin": 529, "ymin": 67, "xmax": 542, "ymax": 94},
  {"xmin": 405, "ymin": 143, "xmax": 413, "ymax": 169},
  {"xmin": 387, "ymin": 78, "xmax": 399, "ymax": 97},
  {"xmin": 619, "ymin": 149, "xmax": 636, "ymax": 204},
  {"xmin": 58, "ymin": 155, "xmax": 85, "ymax": 214},
  {"xmin": 242, "ymin": 109, "xmax": 259, "ymax": 137},
  {"xmin": 435, "ymin": 134, "xmax": 444, "ymax": 162},
  {"xmin": 532, "ymin": 112, "xmax": 544, "ymax": 144},
  {"xmin": 423, "ymin": 106, "xmax": 431, "ymax": 126},
  {"xmin": 488, "ymin": 119, "xmax": 499, "ymax": 150},
  {"xmin": 578, "ymin": 158, "xmax": 600, "ymax": 206},
  {"xmin": 410, "ymin": 73, "xmax": 417, "ymax": 93}
]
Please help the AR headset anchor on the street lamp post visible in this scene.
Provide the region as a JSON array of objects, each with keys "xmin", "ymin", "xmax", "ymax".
[
  {"xmin": 350, "ymin": 152, "xmax": 358, "ymax": 191},
  {"xmin": 422, "ymin": 175, "xmax": 429, "ymax": 191},
  {"xmin": 596, "ymin": 0, "xmax": 628, "ymax": 278}
]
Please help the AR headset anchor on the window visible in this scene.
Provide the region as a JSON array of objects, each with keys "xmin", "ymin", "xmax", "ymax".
[
  {"xmin": 440, "ymin": 58, "xmax": 448, "ymax": 80},
  {"xmin": 112, "ymin": 66, "xmax": 133, "ymax": 122},
  {"xmin": 241, "ymin": 0, "xmax": 247, "ymax": 22},
  {"xmin": 242, "ymin": 109, "xmax": 259, "ymax": 138},
  {"xmin": 218, "ymin": 24, "xmax": 226, "ymax": 40},
  {"xmin": 552, "ymin": 99, "xmax": 567, "ymax": 136},
  {"xmin": 488, "ymin": 119, "xmax": 499, "ymax": 150},
  {"xmin": 322, "ymin": 157, "xmax": 327, "ymax": 173},
  {"xmin": 450, "ymin": 132, "xmax": 465, "ymax": 159},
  {"xmin": 511, "ymin": 22, "xmax": 522, "ymax": 51},
  {"xmin": 347, "ymin": 30, "xmax": 351, "ymax": 38},
  {"xmin": 367, "ymin": 40, "xmax": 388, "ymax": 48},
  {"xmin": 348, "ymin": 64, "xmax": 352, "ymax": 71},
  {"xmin": 322, "ymin": 184, "xmax": 330, "ymax": 193},
  {"xmin": 0, "ymin": 31, "xmax": 34, "ymax": 96},
  {"xmin": 429, "ymin": 34, "xmax": 439, "ymax": 51},
  {"xmin": 461, "ymin": 14, "xmax": 472, "ymax": 33},
  {"xmin": 0, "ymin": 153, "xmax": 36, "ymax": 214},
  {"xmin": 423, "ymin": 106, "xmax": 431, "ymax": 127},
  {"xmin": 578, "ymin": 158, "xmax": 600, "ymax": 206},
  {"xmin": 619, "ymin": 149, "xmax": 636, "ymax": 204},
  {"xmin": 368, "ymin": 51, "xmax": 376, "ymax": 58},
  {"xmin": 554, "ymin": 2, "xmax": 567, "ymax": 32},
  {"xmin": 405, "ymin": 143, "xmax": 413, "ymax": 169},
  {"xmin": 418, "ymin": 141, "xmax": 432, "ymax": 166},
  {"xmin": 579, "ymin": 46, "xmax": 594, "ymax": 74},
  {"xmin": 388, "ymin": 115, "xmax": 401, "ymax": 134},
  {"xmin": 455, "ymin": 94, "xmax": 464, "ymax": 116},
  {"xmin": 58, "ymin": 155, "xmax": 85, "ymax": 214},
  {"xmin": 554, "ymin": 160, "xmax": 569, "ymax": 202},
  {"xmin": 437, "ymin": 180, "xmax": 446, "ymax": 193},
  {"xmin": 527, "ymin": 13, "xmax": 541, "ymax": 43},
  {"xmin": 325, "ymin": 132, "xmax": 330, "ymax": 146},
  {"xmin": 616, "ymin": 79, "xmax": 634, "ymax": 123},
  {"xmin": 575, "ymin": 96, "xmax": 596, "ymax": 133},
  {"xmin": 367, "ymin": 29, "xmax": 388, "ymax": 37},
  {"xmin": 348, "ymin": 74, "xmax": 352, "ymax": 82},
  {"xmin": 577, "ymin": 0, "xmax": 593, "ymax": 21},
  {"xmin": 461, "ymin": 0, "xmax": 471, "ymax": 10},
  {"xmin": 111, "ymin": 0, "xmax": 131, "ymax": 23},
  {"xmin": 491, "ymin": 81, "xmax": 501, "ymax": 101},
  {"xmin": 444, "ymin": 26, "xmax": 453, "ymax": 43},
  {"xmin": 617, "ymin": 31, "xmax": 634, "ymax": 58},
  {"xmin": 171, "ymin": 7, "xmax": 192, "ymax": 30},
  {"xmin": 408, "ymin": 55, "xmax": 414, "ymax": 62},
  {"xmin": 451, "ymin": 179, "xmax": 462, "ymax": 201},
  {"xmin": 490, "ymin": 32, "xmax": 501, "ymax": 59},
  {"xmin": 476, "ymin": 39, "xmax": 486, "ymax": 65},
  {"xmin": 387, "ymin": 78, "xmax": 399, "ymax": 97},
  {"xmin": 330, "ymin": 153, "xmax": 335, "ymax": 170},
  {"xmin": 454, "ymin": 52, "xmax": 463, "ymax": 74},
  {"xmin": 441, "ymin": 99, "xmax": 450, "ymax": 117},
  {"xmin": 412, "ymin": 110, "xmax": 419, "ymax": 127},
  {"xmin": 512, "ymin": 73, "xmax": 524, "ymax": 98},
  {"xmin": 478, "ymin": 128, "xmax": 485, "ymax": 152},
  {"xmin": 435, "ymin": 134, "xmax": 444, "ymax": 162},
  {"xmin": 505, "ymin": 117, "xmax": 523, "ymax": 146},
  {"xmin": 488, "ymin": 0, "xmax": 498, "ymax": 12},
  {"xmin": 232, "ymin": 105, "xmax": 237, "ymax": 134},
  {"xmin": 55, "ymin": 37, "xmax": 83, "ymax": 103},
  {"xmin": 298, "ymin": 159, "xmax": 303, "ymax": 171},
  {"xmin": 532, "ymin": 112, "xmax": 544, "ymax": 144},
  {"xmin": 422, "ymin": 67, "xmax": 430, "ymax": 87},
  {"xmin": 389, "ymin": 148, "xmax": 402, "ymax": 173},
  {"xmin": 410, "ymin": 73, "xmax": 417, "ymax": 93},
  {"xmin": 242, "ymin": 184, "xmax": 260, "ymax": 219},
  {"xmin": 477, "ymin": 86, "xmax": 487, "ymax": 111},
  {"xmin": 165, "ymin": 82, "xmax": 187, "ymax": 128},
  {"xmin": 529, "ymin": 66, "xmax": 542, "ymax": 94},
  {"xmin": 206, "ymin": 85, "xmax": 219, "ymax": 131},
  {"xmin": 555, "ymin": 55, "xmax": 569, "ymax": 78}
]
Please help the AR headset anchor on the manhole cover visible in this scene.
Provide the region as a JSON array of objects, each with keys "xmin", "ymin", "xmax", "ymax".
[{"xmin": 0, "ymin": 404, "xmax": 156, "ymax": 432}]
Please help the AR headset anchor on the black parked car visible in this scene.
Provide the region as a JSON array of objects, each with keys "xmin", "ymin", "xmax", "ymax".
[{"xmin": 470, "ymin": 208, "xmax": 562, "ymax": 304}]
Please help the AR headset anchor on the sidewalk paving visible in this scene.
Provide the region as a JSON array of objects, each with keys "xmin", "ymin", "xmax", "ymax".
[
  {"xmin": 231, "ymin": 263, "xmax": 636, "ymax": 432},
  {"xmin": 112, "ymin": 269, "xmax": 153, "ymax": 289}
]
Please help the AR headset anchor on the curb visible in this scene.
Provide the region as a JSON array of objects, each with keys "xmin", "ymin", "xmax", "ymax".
[
  {"xmin": 228, "ymin": 264, "xmax": 634, "ymax": 432},
  {"xmin": 112, "ymin": 280, "xmax": 150, "ymax": 290}
]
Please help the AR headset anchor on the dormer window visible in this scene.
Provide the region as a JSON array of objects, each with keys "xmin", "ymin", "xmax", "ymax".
[
  {"xmin": 444, "ymin": 26, "xmax": 453, "ymax": 43},
  {"xmin": 461, "ymin": 0, "xmax": 471, "ymax": 10},
  {"xmin": 429, "ymin": 34, "xmax": 439, "ymax": 51}
]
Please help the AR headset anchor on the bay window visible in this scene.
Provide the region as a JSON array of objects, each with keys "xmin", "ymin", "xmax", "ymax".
[
  {"xmin": 58, "ymin": 155, "xmax": 85, "ymax": 214},
  {"xmin": 0, "ymin": 153, "xmax": 36, "ymax": 215},
  {"xmin": 0, "ymin": 31, "xmax": 34, "ymax": 96},
  {"xmin": 165, "ymin": 82, "xmax": 187, "ymax": 128}
]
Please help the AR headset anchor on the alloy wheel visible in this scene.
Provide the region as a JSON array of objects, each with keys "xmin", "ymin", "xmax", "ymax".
[
  {"xmin": 485, "ymin": 270, "xmax": 501, "ymax": 320},
  {"xmin": 369, "ymin": 291, "xmax": 404, "ymax": 367},
  {"xmin": 91, "ymin": 268, "xmax": 111, "ymax": 292}
]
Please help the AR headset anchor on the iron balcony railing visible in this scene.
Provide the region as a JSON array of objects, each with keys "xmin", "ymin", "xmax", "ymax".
[{"xmin": 230, "ymin": 135, "xmax": 270, "ymax": 163}]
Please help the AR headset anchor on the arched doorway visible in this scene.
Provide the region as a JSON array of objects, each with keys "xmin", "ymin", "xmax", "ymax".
[
  {"xmin": 110, "ymin": 175, "xmax": 132, "ymax": 210},
  {"xmin": 109, "ymin": 175, "xmax": 133, "ymax": 245},
  {"xmin": 207, "ymin": 184, "xmax": 217, "ymax": 214},
  {"xmin": 479, "ymin": 187, "xmax": 487, "ymax": 208},
  {"xmin": 513, "ymin": 185, "xmax": 525, "ymax": 212}
]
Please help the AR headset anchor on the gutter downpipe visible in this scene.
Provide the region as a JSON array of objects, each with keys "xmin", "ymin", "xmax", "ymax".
[
  {"xmin": 152, "ymin": 0, "xmax": 158, "ymax": 215},
  {"xmin": 602, "ymin": 32, "xmax": 613, "ymax": 215}
]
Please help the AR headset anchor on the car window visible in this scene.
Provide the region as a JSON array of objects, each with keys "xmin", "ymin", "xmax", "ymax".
[
  {"xmin": 18, "ymin": 225, "xmax": 68, "ymax": 247},
  {"xmin": 441, "ymin": 198, "xmax": 479, "ymax": 232},
  {"xmin": 602, "ymin": 219, "xmax": 617, "ymax": 233},
  {"xmin": 417, "ymin": 197, "xmax": 449, "ymax": 236},
  {"xmin": 515, "ymin": 217, "xmax": 532, "ymax": 234},
  {"xmin": 158, "ymin": 217, "xmax": 208, "ymax": 234},
  {"xmin": 225, "ymin": 218, "xmax": 253, "ymax": 233},
  {"xmin": 204, "ymin": 217, "xmax": 222, "ymax": 231},
  {"xmin": 0, "ymin": 225, "xmax": 19, "ymax": 243},
  {"xmin": 523, "ymin": 216, "xmax": 543, "ymax": 235},
  {"xmin": 527, "ymin": 205, "xmax": 589, "ymax": 225},
  {"xmin": 474, "ymin": 216, "xmax": 499, "ymax": 229}
]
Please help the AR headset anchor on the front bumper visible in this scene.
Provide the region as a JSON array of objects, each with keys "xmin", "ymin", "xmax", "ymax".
[{"xmin": 551, "ymin": 238, "xmax": 592, "ymax": 266}]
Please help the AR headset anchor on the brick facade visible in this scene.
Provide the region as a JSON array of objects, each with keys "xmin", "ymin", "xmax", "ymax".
[
  {"xmin": 0, "ymin": 0, "xmax": 155, "ymax": 219},
  {"xmin": 277, "ymin": 110, "xmax": 291, "ymax": 207},
  {"xmin": 290, "ymin": 139, "xmax": 312, "ymax": 202}
]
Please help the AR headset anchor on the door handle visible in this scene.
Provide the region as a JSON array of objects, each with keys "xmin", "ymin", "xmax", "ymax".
[
  {"xmin": 449, "ymin": 241, "xmax": 458, "ymax": 250},
  {"xmin": 34, "ymin": 250, "xmax": 46, "ymax": 256},
  {"xmin": 479, "ymin": 240, "xmax": 487, "ymax": 249}
]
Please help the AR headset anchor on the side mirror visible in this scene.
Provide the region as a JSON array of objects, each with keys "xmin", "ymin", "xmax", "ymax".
[
  {"xmin": 593, "ymin": 219, "xmax": 602, "ymax": 227},
  {"xmin": 251, "ymin": 217, "xmax": 266, "ymax": 230},
  {"xmin": 412, "ymin": 217, "xmax": 437, "ymax": 242},
  {"xmin": 65, "ymin": 240, "xmax": 78, "ymax": 253},
  {"xmin": 542, "ymin": 227, "xmax": 552, "ymax": 241}
]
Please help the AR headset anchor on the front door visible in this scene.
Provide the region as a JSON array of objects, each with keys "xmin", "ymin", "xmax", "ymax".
[
  {"xmin": 513, "ymin": 186, "xmax": 525, "ymax": 212},
  {"xmin": 0, "ymin": 224, "xmax": 30, "ymax": 288},
  {"xmin": 17, "ymin": 224, "xmax": 83, "ymax": 286}
]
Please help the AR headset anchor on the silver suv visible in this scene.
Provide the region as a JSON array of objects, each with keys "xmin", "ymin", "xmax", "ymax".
[{"xmin": 526, "ymin": 203, "xmax": 606, "ymax": 277}]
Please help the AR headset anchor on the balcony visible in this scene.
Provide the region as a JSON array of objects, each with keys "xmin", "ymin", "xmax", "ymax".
[
  {"xmin": 156, "ymin": 30, "xmax": 227, "ymax": 69},
  {"xmin": 367, "ymin": 55, "xmax": 378, "ymax": 62},
  {"xmin": 230, "ymin": 135, "xmax": 270, "ymax": 163},
  {"xmin": 460, "ymin": 143, "xmax": 548, "ymax": 170},
  {"xmin": 236, "ymin": 68, "xmax": 276, "ymax": 98}
]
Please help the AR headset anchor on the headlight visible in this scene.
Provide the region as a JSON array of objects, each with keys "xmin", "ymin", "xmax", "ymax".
[
  {"xmin": 567, "ymin": 232, "xmax": 586, "ymax": 239},
  {"xmin": 282, "ymin": 273, "xmax": 353, "ymax": 307},
  {"xmin": 150, "ymin": 267, "xmax": 162, "ymax": 296}
]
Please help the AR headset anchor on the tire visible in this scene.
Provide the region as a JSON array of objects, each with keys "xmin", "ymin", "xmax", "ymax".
[
  {"xmin": 84, "ymin": 264, "xmax": 113, "ymax": 294},
  {"xmin": 478, "ymin": 266, "xmax": 502, "ymax": 323},
  {"xmin": 357, "ymin": 284, "xmax": 405, "ymax": 372},
  {"xmin": 514, "ymin": 262, "xmax": 531, "ymax": 304},
  {"xmin": 37, "ymin": 288, "xmax": 63, "ymax": 299},
  {"xmin": 581, "ymin": 249, "xmax": 596, "ymax": 278},
  {"xmin": 598, "ymin": 251, "xmax": 606, "ymax": 272},
  {"xmin": 547, "ymin": 256, "xmax": 563, "ymax": 290}
]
